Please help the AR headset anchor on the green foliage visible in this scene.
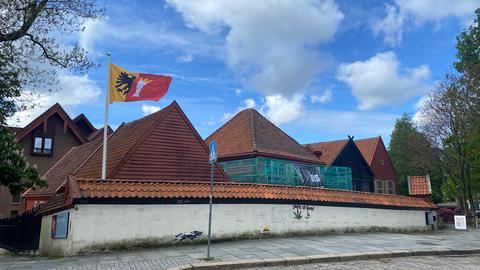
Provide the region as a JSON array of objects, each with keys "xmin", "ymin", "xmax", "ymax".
[
  {"xmin": 0, "ymin": 54, "xmax": 46, "ymax": 195},
  {"xmin": 455, "ymin": 8, "xmax": 480, "ymax": 73},
  {"xmin": 389, "ymin": 113, "xmax": 443, "ymax": 200}
]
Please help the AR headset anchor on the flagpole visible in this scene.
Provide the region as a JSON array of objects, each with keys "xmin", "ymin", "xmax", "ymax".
[{"xmin": 101, "ymin": 52, "xmax": 111, "ymax": 180}]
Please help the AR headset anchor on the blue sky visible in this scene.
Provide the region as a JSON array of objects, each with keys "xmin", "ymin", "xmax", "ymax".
[{"xmin": 9, "ymin": 0, "xmax": 479, "ymax": 145}]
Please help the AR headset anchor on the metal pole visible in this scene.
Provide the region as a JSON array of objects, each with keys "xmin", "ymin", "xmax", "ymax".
[
  {"xmin": 101, "ymin": 52, "xmax": 111, "ymax": 180},
  {"xmin": 207, "ymin": 162, "xmax": 214, "ymax": 258}
]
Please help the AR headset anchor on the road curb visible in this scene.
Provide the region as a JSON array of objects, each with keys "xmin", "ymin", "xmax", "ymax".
[{"xmin": 167, "ymin": 249, "xmax": 480, "ymax": 270}]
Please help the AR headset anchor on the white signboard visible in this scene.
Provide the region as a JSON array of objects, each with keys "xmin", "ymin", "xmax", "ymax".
[{"xmin": 454, "ymin": 215, "xmax": 467, "ymax": 230}]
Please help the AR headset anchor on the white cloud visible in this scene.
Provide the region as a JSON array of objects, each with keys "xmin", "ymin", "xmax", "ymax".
[
  {"xmin": 374, "ymin": 0, "xmax": 479, "ymax": 46},
  {"xmin": 241, "ymin": 98, "xmax": 256, "ymax": 110},
  {"xmin": 141, "ymin": 104, "xmax": 161, "ymax": 116},
  {"xmin": 373, "ymin": 4, "xmax": 404, "ymax": 47},
  {"xmin": 311, "ymin": 89, "xmax": 333, "ymax": 104},
  {"xmin": 260, "ymin": 94, "xmax": 304, "ymax": 126},
  {"xmin": 178, "ymin": 54, "xmax": 194, "ymax": 62},
  {"xmin": 166, "ymin": 0, "xmax": 344, "ymax": 98},
  {"xmin": 221, "ymin": 98, "xmax": 256, "ymax": 122},
  {"xmin": 234, "ymin": 88, "xmax": 242, "ymax": 96},
  {"xmin": 291, "ymin": 109, "xmax": 398, "ymax": 142},
  {"xmin": 8, "ymin": 73, "xmax": 101, "ymax": 127},
  {"xmin": 79, "ymin": 17, "xmax": 222, "ymax": 60},
  {"xmin": 221, "ymin": 112, "xmax": 233, "ymax": 121},
  {"xmin": 337, "ymin": 51, "xmax": 430, "ymax": 110}
]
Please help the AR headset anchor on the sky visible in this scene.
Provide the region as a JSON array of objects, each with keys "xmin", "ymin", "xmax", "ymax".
[{"xmin": 8, "ymin": 0, "xmax": 480, "ymax": 145}]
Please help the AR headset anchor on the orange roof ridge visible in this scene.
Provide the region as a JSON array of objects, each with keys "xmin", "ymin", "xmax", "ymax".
[
  {"xmin": 304, "ymin": 139, "xmax": 349, "ymax": 165},
  {"xmin": 206, "ymin": 108, "xmax": 321, "ymax": 164}
]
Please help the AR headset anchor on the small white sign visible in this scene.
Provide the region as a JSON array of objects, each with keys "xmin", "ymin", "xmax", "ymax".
[
  {"xmin": 209, "ymin": 140, "xmax": 217, "ymax": 163},
  {"xmin": 454, "ymin": 215, "xmax": 467, "ymax": 230}
]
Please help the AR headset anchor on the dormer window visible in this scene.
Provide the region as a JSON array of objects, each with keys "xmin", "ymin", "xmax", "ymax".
[{"xmin": 33, "ymin": 136, "xmax": 53, "ymax": 155}]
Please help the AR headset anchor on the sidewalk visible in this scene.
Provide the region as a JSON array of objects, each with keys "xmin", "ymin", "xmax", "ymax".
[{"xmin": 1, "ymin": 229, "xmax": 479, "ymax": 270}]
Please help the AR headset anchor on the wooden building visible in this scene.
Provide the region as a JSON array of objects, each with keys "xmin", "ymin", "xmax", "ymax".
[
  {"xmin": 305, "ymin": 137, "xmax": 375, "ymax": 192},
  {"xmin": 355, "ymin": 136, "xmax": 397, "ymax": 194},
  {"xmin": 0, "ymin": 104, "xmax": 110, "ymax": 218}
]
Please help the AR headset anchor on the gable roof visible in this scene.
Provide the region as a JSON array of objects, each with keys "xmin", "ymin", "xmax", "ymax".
[
  {"xmin": 75, "ymin": 101, "xmax": 228, "ymax": 182},
  {"xmin": 13, "ymin": 103, "xmax": 88, "ymax": 144},
  {"xmin": 22, "ymin": 138, "xmax": 103, "ymax": 198},
  {"xmin": 205, "ymin": 109, "xmax": 322, "ymax": 164},
  {"xmin": 304, "ymin": 139, "xmax": 349, "ymax": 165},
  {"xmin": 39, "ymin": 177, "xmax": 436, "ymax": 215},
  {"xmin": 86, "ymin": 126, "xmax": 113, "ymax": 142},
  {"xmin": 354, "ymin": 137, "xmax": 380, "ymax": 165}
]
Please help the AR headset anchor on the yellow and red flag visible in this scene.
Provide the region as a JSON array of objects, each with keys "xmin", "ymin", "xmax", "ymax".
[{"xmin": 109, "ymin": 64, "xmax": 172, "ymax": 103}]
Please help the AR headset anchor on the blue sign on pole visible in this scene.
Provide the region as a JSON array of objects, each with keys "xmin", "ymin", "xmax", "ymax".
[{"xmin": 209, "ymin": 140, "xmax": 217, "ymax": 163}]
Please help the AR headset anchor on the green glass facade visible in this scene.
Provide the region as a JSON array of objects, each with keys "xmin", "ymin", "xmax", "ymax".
[{"xmin": 220, "ymin": 157, "xmax": 352, "ymax": 190}]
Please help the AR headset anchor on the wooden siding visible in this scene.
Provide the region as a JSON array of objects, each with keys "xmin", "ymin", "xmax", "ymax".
[{"xmin": 331, "ymin": 140, "xmax": 374, "ymax": 192}]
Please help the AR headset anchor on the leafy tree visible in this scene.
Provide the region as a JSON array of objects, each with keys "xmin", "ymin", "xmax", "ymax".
[
  {"xmin": 455, "ymin": 8, "xmax": 480, "ymax": 74},
  {"xmin": 389, "ymin": 114, "xmax": 416, "ymax": 196},
  {"xmin": 389, "ymin": 113, "xmax": 442, "ymax": 201},
  {"xmin": 0, "ymin": 0, "xmax": 103, "ymax": 194},
  {"xmin": 0, "ymin": 53, "xmax": 45, "ymax": 194}
]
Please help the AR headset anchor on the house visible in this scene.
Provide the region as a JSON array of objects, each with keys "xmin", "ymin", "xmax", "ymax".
[
  {"xmin": 0, "ymin": 103, "xmax": 111, "ymax": 218},
  {"xmin": 204, "ymin": 108, "xmax": 352, "ymax": 189},
  {"xmin": 355, "ymin": 136, "xmax": 397, "ymax": 194},
  {"xmin": 36, "ymin": 102, "xmax": 436, "ymax": 256},
  {"xmin": 305, "ymin": 137, "xmax": 375, "ymax": 192}
]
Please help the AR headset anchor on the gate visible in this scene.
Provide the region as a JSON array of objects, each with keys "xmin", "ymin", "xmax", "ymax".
[{"xmin": 0, "ymin": 209, "xmax": 42, "ymax": 253}]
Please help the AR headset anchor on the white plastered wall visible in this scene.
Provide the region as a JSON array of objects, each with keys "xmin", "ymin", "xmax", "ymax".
[{"xmin": 39, "ymin": 203, "xmax": 432, "ymax": 256}]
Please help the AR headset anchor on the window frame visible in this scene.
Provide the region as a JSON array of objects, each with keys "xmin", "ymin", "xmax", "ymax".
[
  {"xmin": 11, "ymin": 194, "xmax": 20, "ymax": 204},
  {"xmin": 31, "ymin": 136, "xmax": 54, "ymax": 156},
  {"xmin": 375, "ymin": 180, "xmax": 385, "ymax": 194},
  {"xmin": 386, "ymin": 180, "xmax": 394, "ymax": 194}
]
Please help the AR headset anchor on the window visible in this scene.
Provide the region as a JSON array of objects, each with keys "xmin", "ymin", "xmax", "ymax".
[
  {"xmin": 32, "ymin": 137, "xmax": 53, "ymax": 155},
  {"xmin": 12, "ymin": 194, "xmax": 20, "ymax": 204},
  {"xmin": 380, "ymin": 159, "xmax": 385, "ymax": 166},
  {"xmin": 375, "ymin": 180, "xmax": 385, "ymax": 194},
  {"xmin": 387, "ymin": 180, "xmax": 394, "ymax": 194},
  {"xmin": 10, "ymin": 211, "xmax": 18, "ymax": 218}
]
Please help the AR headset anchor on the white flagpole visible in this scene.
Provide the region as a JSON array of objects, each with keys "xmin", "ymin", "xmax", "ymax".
[{"xmin": 101, "ymin": 52, "xmax": 111, "ymax": 180}]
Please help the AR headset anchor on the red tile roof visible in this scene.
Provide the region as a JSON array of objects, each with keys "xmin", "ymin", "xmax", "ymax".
[
  {"xmin": 304, "ymin": 139, "xmax": 348, "ymax": 165},
  {"xmin": 86, "ymin": 126, "xmax": 113, "ymax": 142},
  {"xmin": 354, "ymin": 137, "xmax": 380, "ymax": 165},
  {"xmin": 22, "ymin": 138, "xmax": 103, "ymax": 198},
  {"xmin": 408, "ymin": 176, "xmax": 432, "ymax": 196},
  {"xmin": 39, "ymin": 177, "xmax": 435, "ymax": 215},
  {"xmin": 206, "ymin": 109, "xmax": 322, "ymax": 164},
  {"xmin": 75, "ymin": 101, "xmax": 228, "ymax": 182}
]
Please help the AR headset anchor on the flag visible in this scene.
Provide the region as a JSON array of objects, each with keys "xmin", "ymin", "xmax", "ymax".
[{"xmin": 109, "ymin": 63, "xmax": 172, "ymax": 103}]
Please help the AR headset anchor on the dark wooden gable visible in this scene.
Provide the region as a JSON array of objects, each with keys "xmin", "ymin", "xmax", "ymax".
[{"xmin": 331, "ymin": 139, "xmax": 375, "ymax": 192}]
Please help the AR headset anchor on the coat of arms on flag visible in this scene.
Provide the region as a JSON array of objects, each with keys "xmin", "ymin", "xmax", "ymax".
[{"xmin": 109, "ymin": 64, "xmax": 172, "ymax": 103}]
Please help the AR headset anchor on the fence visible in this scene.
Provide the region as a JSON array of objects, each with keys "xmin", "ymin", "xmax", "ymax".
[{"xmin": 0, "ymin": 209, "xmax": 42, "ymax": 253}]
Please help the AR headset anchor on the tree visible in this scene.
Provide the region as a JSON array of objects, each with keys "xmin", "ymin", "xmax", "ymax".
[
  {"xmin": 0, "ymin": 0, "xmax": 103, "ymax": 194},
  {"xmin": 419, "ymin": 73, "xmax": 479, "ymax": 218},
  {"xmin": 455, "ymin": 8, "xmax": 480, "ymax": 74},
  {"xmin": 389, "ymin": 113, "xmax": 442, "ymax": 201},
  {"xmin": 0, "ymin": 53, "xmax": 45, "ymax": 194}
]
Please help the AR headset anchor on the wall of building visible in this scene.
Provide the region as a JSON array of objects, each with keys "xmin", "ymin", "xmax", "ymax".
[
  {"xmin": 39, "ymin": 203, "xmax": 433, "ymax": 256},
  {"xmin": 19, "ymin": 114, "xmax": 81, "ymax": 175},
  {"xmin": 0, "ymin": 115, "xmax": 83, "ymax": 217},
  {"xmin": 370, "ymin": 141, "xmax": 398, "ymax": 194},
  {"xmin": 333, "ymin": 141, "xmax": 374, "ymax": 192},
  {"xmin": 0, "ymin": 187, "xmax": 24, "ymax": 218}
]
